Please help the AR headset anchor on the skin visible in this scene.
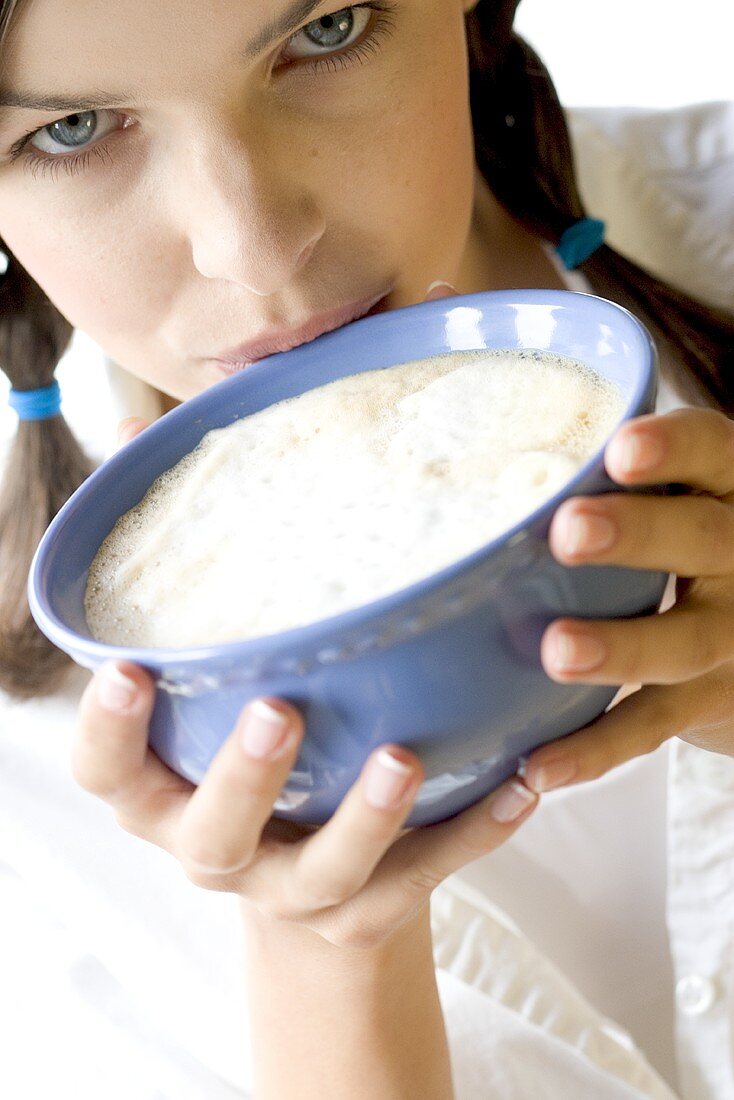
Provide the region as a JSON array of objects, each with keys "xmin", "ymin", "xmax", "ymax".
[
  {"xmin": 3, "ymin": 0, "xmax": 734, "ymax": 971},
  {"xmin": 0, "ymin": 0, "xmax": 560, "ymax": 399}
]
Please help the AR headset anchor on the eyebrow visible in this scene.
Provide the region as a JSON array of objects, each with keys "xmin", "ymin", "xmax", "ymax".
[
  {"xmin": 245, "ymin": 0, "xmax": 324, "ymax": 58},
  {"xmin": 0, "ymin": 0, "xmax": 325, "ymax": 114},
  {"xmin": 0, "ymin": 89, "xmax": 138, "ymax": 113}
]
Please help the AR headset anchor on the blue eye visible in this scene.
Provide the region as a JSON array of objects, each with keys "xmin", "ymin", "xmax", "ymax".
[
  {"xmin": 9, "ymin": 1, "xmax": 397, "ymax": 182},
  {"xmin": 28, "ymin": 110, "xmax": 119, "ymax": 156},
  {"xmin": 286, "ymin": 7, "xmax": 368, "ymax": 58},
  {"xmin": 309, "ymin": 9, "xmax": 356, "ymax": 46},
  {"xmin": 40, "ymin": 112, "xmax": 98, "ymax": 149}
]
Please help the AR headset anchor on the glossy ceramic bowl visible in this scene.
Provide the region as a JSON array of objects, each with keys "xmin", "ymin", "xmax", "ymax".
[{"xmin": 29, "ymin": 290, "xmax": 667, "ymax": 826}]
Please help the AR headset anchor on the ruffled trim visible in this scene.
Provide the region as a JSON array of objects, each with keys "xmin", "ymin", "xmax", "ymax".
[{"xmin": 431, "ymin": 876, "xmax": 679, "ymax": 1099}]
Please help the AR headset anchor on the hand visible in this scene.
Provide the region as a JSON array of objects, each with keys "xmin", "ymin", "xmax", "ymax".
[
  {"xmin": 523, "ymin": 407, "xmax": 734, "ymax": 793},
  {"xmin": 73, "ymin": 672, "xmax": 537, "ymax": 947},
  {"xmin": 74, "ymin": 282, "xmax": 538, "ymax": 950}
]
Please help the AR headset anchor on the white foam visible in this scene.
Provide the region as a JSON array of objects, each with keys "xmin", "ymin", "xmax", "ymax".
[{"xmin": 85, "ymin": 349, "xmax": 625, "ymax": 647}]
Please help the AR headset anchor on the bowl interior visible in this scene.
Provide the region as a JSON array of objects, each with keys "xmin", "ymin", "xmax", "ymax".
[{"xmin": 31, "ymin": 290, "xmax": 655, "ymax": 653}]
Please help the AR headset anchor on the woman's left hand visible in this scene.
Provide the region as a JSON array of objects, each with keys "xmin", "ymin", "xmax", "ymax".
[{"xmin": 523, "ymin": 406, "xmax": 734, "ymax": 794}]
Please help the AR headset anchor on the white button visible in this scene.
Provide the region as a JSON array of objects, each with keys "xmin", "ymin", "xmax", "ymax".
[{"xmin": 676, "ymin": 975, "xmax": 717, "ymax": 1016}]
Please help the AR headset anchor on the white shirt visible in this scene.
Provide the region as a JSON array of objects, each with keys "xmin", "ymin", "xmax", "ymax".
[
  {"xmin": 1, "ymin": 100, "xmax": 733, "ymax": 1099},
  {"xmin": 430, "ymin": 101, "xmax": 734, "ymax": 1099}
]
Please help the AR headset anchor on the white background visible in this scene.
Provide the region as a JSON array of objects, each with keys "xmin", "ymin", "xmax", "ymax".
[{"xmin": 517, "ymin": 0, "xmax": 734, "ymax": 107}]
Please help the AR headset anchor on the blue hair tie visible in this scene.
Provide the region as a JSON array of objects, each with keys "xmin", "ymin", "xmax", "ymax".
[
  {"xmin": 556, "ymin": 218, "xmax": 606, "ymax": 270},
  {"xmin": 8, "ymin": 381, "xmax": 62, "ymax": 421}
]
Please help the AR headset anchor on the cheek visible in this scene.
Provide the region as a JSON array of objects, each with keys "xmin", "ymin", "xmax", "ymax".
[
  {"xmin": 333, "ymin": 39, "xmax": 475, "ymax": 288},
  {"xmin": 0, "ymin": 195, "xmax": 167, "ymax": 346}
]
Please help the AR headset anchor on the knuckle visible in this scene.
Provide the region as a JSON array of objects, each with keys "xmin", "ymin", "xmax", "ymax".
[
  {"xmin": 177, "ymin": 814, "xmax": 254, "ymax": 876},
  {"xmin": 690, "ymin": 613, "xmax": 720, "ymax": 674},
  {"xmin": 403, "ymin": 864, "xmax": 444, "ymax": 898},
  {"xmin": 254, "ymin": 892, "xmax": 303, "ymax": 922},
  {"xmin": 699, "ymin": 500, "xmax": 733, "ymax": 561},
  {"xmin": 643, "ymin": 693, "xmax": 679, "ymax": 747},
  {"xmin": 70, "ymin": 752, "xmax": 118, "ymax": 799},
  {"xmin": 715, "ymin": 411, "xmax": 734, "ymax": 468},
  {"xmin": 610, "ymin": 497, "xmax": 643, "ymax": 555},
  {"xmin": 285, "ymin": 865, "xmax": 354, "ymax": 912},
  {"xmin": 294, "ymin": 881, "xmax": 350, "ymax": 911},
  {"xmin": 613, "ymin": 626, "xmax": 646, "ymax": 684},
  {"xmin": 180, "ymin": 839, "xmax": 252, "ymax": 877},
  {"xmin": 704, "ymin": 671, "xmax": 734, "ymax": 727},
  {"xmin": 182, "ymin": 863, "xmax": 216, "ymax": 890},
  {"xmin": 181, "ymin": 860, "xmax": 234, "ymax": 892},
  {"xmin": 452, "ymin": 824, "xmax": 500, "ymax": 862},
  {"xmin": 113, "ymin": 809, "xmax": 147, "ymax": 840}
]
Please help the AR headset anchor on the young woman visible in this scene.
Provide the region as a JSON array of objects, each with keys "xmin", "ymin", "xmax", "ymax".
[{"xmin": 0, "ymin": 1, "xmax": 733, "ymax": 1096}]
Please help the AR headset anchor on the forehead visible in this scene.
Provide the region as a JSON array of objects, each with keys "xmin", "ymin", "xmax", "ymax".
[{"xmin": 1, "ymin": 0, "xmax": 323, "ymax": 99}]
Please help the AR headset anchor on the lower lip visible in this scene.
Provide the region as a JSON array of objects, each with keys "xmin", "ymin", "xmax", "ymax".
[{"xmin": 213, "ymin": 291, "xmax": 393, "ymax": 377}]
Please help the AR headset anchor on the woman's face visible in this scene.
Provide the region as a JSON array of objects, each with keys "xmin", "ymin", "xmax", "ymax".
[{"xmin": 0, "ymin": 0, "xmax": 480, "ymax": 400}]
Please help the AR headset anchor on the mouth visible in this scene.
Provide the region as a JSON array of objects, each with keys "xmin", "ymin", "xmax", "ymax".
[{"xmin": 211, "ymin": 288, "xmax": 393, "ymax": 375}]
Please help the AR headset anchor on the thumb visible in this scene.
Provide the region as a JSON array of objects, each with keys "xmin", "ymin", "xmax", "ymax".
[
  {"xmin": 116, "ymin": 416, "xmax": 150, "ymax": 451},
  {"xmin": 423, "ymin": 280, "xmax": 459, "ymax": 302}
]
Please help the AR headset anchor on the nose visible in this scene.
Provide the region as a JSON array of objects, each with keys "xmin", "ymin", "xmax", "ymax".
[{"xmin": 182, "ymin": 135, "xmax": 325, "ymax": 295}]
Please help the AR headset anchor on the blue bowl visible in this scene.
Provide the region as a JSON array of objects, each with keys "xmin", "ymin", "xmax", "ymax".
[{"xmin": 29, "ymin": 290, "xmax": 667, "ymax": 826}]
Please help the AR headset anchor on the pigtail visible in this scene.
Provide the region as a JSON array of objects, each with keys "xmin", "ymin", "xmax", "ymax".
[
  {"xmin": 465, "ymin": 0, "xmax": 734, "ymax": 415},
  {"xmin": 0, "ymin": 248, "xmax": 94, "ymax": 699}
]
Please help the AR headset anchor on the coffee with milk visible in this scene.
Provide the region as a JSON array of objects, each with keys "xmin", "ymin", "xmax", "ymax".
[{"xmin": 85, "ymin": 349, "xmax": 625, "ymax": 648}]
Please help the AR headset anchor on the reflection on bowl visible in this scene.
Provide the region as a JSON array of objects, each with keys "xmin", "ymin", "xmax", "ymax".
[{"xmin": 29, "ymin": 290, "xmax": 667, "ymax": 826}]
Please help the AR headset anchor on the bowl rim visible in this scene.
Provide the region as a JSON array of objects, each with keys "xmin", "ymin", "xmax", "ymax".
[{"xmin": 28, "ymin": 288, "xmax": 657, "ymax": 669}]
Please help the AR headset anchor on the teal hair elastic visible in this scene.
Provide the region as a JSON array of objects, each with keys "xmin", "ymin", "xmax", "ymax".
[
  {"xmin": 8, "ymin": 381, "xmax": 62, "ymax": 421},
  {"xmin": 556, "ymin": 218, "xmax": 606, "ymax": 270}
]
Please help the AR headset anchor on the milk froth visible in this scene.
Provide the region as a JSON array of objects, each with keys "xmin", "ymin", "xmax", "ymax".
[{"xmin": 85, "ymin": 349, "xmax": 625, "ymax": 647}]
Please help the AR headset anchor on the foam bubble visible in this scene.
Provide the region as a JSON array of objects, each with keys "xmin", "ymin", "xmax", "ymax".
[{"xmin": 85, "ymin": 349, "xmax": 625, "ymax": 647}]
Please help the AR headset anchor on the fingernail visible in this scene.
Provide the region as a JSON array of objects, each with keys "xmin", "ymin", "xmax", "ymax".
[
  {"xmin": 364, "ymin": 749, "xmax": 414, "ymax": 810},
  {"xmin": 552, "ymin": 631, "xmax": 606, "ymax": 672},
  {"xmin": 97, "ymin": 662, "xmax": 137, "ymax": 712},
  {"xmin": 425, "ymin": 280, "xmax": 458, "ymax": 296},
  {"xmin": 528, "ymin": 759, "xmax": 577, "ymax": 792},
  {"xmin": 610, "ymin": 430, "xmax": 664, "ymax": 475},
  {"xmin": 487, "ymin": 779, "xmax": 536, "ymax": 823},
  {"xmin": 558, "ymin": 512, "xmax": 616, "ymax": 556},
  {"xmin": 117, "ymin": 417, "xmax": 140, "ymax": 444},
  {"xmin": 240, "ymin": 700, "xmax": 291, "ymax": 759}
]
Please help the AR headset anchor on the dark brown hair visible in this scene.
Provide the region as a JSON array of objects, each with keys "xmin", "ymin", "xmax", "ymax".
[
  {"xmin": 0, "ymin": 2, "xmax": 94, "ymax": 699},
  {"xmin": 465, "ymin": 0, "xmax": 734, "ymax": 412},
  {"xmin": 0, "ymin": 0, "xmax": 732, "ymax": 699}
]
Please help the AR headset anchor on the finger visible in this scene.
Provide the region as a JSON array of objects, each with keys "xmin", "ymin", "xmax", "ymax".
[
  {"xmin": 550, "ymin": 492, "xmax": 734, "ymax": 578},
  {"xmin": 74, "ymin": 661, "xmax": 190, "ymax": 826},
  {"xmin": 605, "ymin": 408, "xmax": 734, "ymax": 497},
  {"xmin": 174, "ymin": 698, "xmax": 305, "ymax": 876},
  {"xmin": 333, "ymin": 778, "xmax": 538, "ymax": 935},
  {"xmin": 423, "ymin": 280, "xmax": 459, "ymax": 302},
  {"xmin": 522, "ymin": 676, "xmax": 707, "ymax": 792},
  {"xmin": 541, "ymin": 597, "xmax": 734, "ymax": 685},
  {"xmin": 251, "ymin": 745, "xmax": 424, "ymax": 916},
  {"xmin": 75, "ymin": 661, "xmax": 158, "ymax": 797},
  {"xmin": 116, "ymin": 416, "xmax": 150, "ymax": 450}
]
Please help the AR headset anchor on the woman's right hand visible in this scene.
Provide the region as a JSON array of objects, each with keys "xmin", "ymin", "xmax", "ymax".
[{"xmin": 73, "ymin": 672, "xmax": 538, "ymax": 948}]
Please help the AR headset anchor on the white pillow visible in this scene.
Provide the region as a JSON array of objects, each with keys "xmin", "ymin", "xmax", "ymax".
[{"xmin": 567, "ymin": 101, "xmax": 734, "ymax": 313}]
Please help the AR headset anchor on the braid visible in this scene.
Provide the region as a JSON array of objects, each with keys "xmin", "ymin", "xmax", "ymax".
[
  {"xmin": 466, "ymin": 0, "xmax": 734, "ymax": 414},
  {"xmin": 0, "ymin": 248, "xmax": 94, "ymax": 698}
]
